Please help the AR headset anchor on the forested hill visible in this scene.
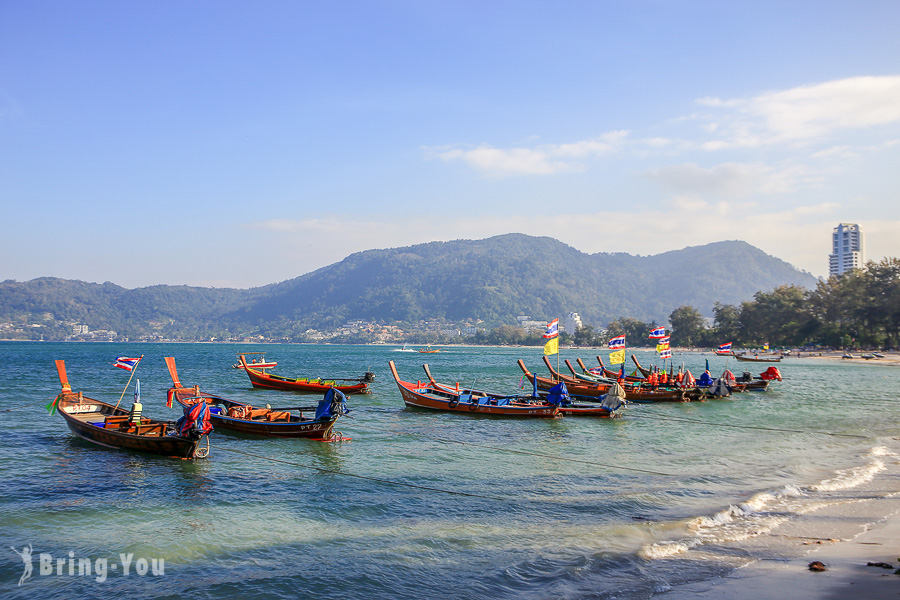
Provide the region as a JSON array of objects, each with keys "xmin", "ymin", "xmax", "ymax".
[
  {"xmin": 232, "ymin": 234, "xmax": 817, "ymax": 325},
  {"xmin": 0, "ymin": 234, "xmax": 818, "ymax": 339}
]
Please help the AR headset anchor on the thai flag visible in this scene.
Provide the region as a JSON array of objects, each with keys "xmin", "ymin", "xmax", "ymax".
[
  {"xmin": 608, "ymin": 335, "xmax": 625, "ymax": 349},
  {"xmin": 659, "ymin": 349, "xmax": 672, "ymax": 359},
  {"xmin": 542, "ymin": 318, "xmax": 559, "ymax": 339},
  {"xmin": 115, "ymin": 356, "xmax": 141, "ymax": 371},
  {"xmin": 659, "ymin": 336, "xmax": 670, "ymax": 345},
  {"xmin": 716, "ymin": 342, "xmax": 732, "ymax": 355},
  {"xmin": 648, "ymin": 327, "xmax": 666, "ymax": 339}
]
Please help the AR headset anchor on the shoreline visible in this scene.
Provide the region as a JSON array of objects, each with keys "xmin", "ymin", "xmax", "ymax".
[
  {"xmin": 660, "ymin": 506, "xmax": 900, "ymax": 599},
  {"xmin": 658, "ymin": 467, "xmax": 900, "ymax": 599}
]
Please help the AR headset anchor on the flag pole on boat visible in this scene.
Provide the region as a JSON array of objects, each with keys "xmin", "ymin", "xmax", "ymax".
[{"xmin": 113, "ymin": 355, "xmax": 144, "ymax": 411}]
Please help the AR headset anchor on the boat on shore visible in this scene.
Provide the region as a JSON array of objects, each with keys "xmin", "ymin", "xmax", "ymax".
[
  {"xmin": 389, "ymin": 360, "xmax": 559, "ymax": 417},
  {"xmin": 166, "ymin": 357, "xmax": 349, "ymax": 440},
  {"xmin": 237, "ymin": 354, "xmax": 375, "ymax": 394},
  {"xmin": 50, "ymin": 359, "xmax": 210, "ymax": 459}
]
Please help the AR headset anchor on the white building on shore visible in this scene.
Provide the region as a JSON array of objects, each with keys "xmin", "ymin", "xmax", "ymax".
[{"xmin": 829, "ymin": 223, "xmax": 864, "ymax": 276}]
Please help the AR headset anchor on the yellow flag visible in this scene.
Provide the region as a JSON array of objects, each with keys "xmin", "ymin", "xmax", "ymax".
[
  {"xmin": 656, "ymin": 342, "xmax": 670, "ymax": 352},
  {"xmin": 763, "ymin": 342, "xmax": 769, "ymax": 351},
  {"xmin": 609, "ymin": 349, "xmax": 625, "ymax": 364},
  {"xmin": 543, "ymin": 337, "xmax": 559, "ymax": 356}
]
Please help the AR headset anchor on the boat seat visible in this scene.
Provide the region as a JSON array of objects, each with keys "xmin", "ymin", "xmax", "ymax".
[
  {"xmin": 132, "ymin": 423, "xmax": 166, "ymax": 436},
  {"xmin": 265, "ymin": 410, "xmax": 291, "ymax": 422},
  {"xmin": 245, "ymin": 408, "xmax": 270, "ymax": 420}
]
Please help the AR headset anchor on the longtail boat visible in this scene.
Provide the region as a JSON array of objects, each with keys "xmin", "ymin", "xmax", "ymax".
[
  {"xmin": 232, "ymin": 352, "xmax": 277, "ymax": 369},
  {"xmin": 417, "ymin": 346, "xmax": 441, "ymax": 354},
  {"xmin": 628, "ymin": 355, "xmax": 712, "ymax": 399},
  {"xmin": 541, "ymin": 355, "xmax": 613, "ymax": 391},
  {"xmin": 565, "ymin": 359, "xmax": 615, "ymax": 384},
  {"xmin": 166, "ymin": 357, "xmax": 349, "ymax": 440},
  {"xmin": 733, "ymin": 352, "xmax": 782, "ymax": 363},
  {"xmin": 389, "ymin": 361, "xmax": 559, "ymax": 417},
  {"xmin": 517, "ymin": 359, "xmax": 610, "ymax": 399},
  {"xmin": 237, "ymin": 354, "xmax": 374, "ymax": 394},
  {"xmin": 421, "ymin": 364, "xmax": 624, "ymax": 418},
  {"xmin": 50, "ymin": 359, "xmax": 210, "ymax": 459},
  {"xmin": 593, "ymin": 356, "xmax": 645, "ymax": 382}
]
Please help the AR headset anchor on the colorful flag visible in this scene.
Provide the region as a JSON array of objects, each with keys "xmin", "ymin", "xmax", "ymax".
[
  {"xmin": 608, "ymin": 335, "xmax": 625, "ymax": 349},
  {"xmin": 656, "ymin": 342, "xmax": 670, "ymax": 352},
  {"xmin": 46, "ymin": 394, "xmax": 61, "ymax": 416},
  {"xmin": 659, "ymin": 349, "xmax": 672, "ymax": 359},
  {"xmin": 658, "ymin": 335, "xmax": 670, "ymax": 345},
  {"xmin": 542, "ymin": 318, "xmax": 559, "ymax": 339},
  {"xmin": 115, "ymin": 356, "xmax": 142, "ymax": 371},
  {"xmin": 543, "ymin": 336, "xmax": 559, "ymax": 356},
  {"xmin": 716, "ymin": 342, "xmax": 732, "ymax": 355},
  {"xmin": 763, "ymin": 342, "xmax": 769, "ymax": 351},
  {"xmin": 608, "ymin": 349, "xmax": 625, "ymax": 364},
  {"xmin": 648, "ymin": 327, "xmax": 666, "ymax": 339}
]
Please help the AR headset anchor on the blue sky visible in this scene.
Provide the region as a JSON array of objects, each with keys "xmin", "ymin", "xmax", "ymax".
[{"xmin": 2, "ymin": 1, "xmax": 898, "ymax": 288}]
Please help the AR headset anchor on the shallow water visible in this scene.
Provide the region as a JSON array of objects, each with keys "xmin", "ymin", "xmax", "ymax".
[{"xmin": 1, "ymin": 343, "xmax": 898, "ymax": 599}]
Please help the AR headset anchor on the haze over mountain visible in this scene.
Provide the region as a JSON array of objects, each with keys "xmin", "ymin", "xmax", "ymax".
[{"xmin": 0, "ymin": 234, "xmax": 817, "ymax": 340}]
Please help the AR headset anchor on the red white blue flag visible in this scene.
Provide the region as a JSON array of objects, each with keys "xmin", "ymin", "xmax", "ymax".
[
  {"xmin": 542, "ymin": 319, "xmax": 559, "ymax": 339},
  {"xmin": 648, "ymin": 327, "xmax": 666, "ymax": 339},
  {"xmin": 115, "ymin": 356, "xmax": 141, "ymax": 371},
  {"xmin": 658, "ymin": 335, "xmax": 670, "ymax": 345},
  {"xmin": 716, "ymin": 342, "xmax": 732, "ymax": 355},
  {"xmin": 608, "ymin": 335, "xmax": 625, "ymax": 349},
  {"xmin": 659, "ymin": 349, "xmax": 672, "ymax": 359}
]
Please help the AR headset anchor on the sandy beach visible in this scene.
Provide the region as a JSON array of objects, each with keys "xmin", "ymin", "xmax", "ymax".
[
  {"xmin": 661, "ymin": 494, "xmax": 900, "ymax": 599},
  {"xmin": 794, "ymin": 350, "xmax": 900, "ymax": 368}
]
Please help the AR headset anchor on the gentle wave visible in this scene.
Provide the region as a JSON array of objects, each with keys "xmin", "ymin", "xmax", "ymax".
[{"xmin": 639, "ymin": 447, "xmax": 890, "ymax": 560}]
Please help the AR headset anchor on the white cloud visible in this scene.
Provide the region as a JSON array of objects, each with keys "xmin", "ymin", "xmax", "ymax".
[
  {"xmin": 431, "ymin": 131, "xmax": 628, "ymax": 176},
  {"xmin": 697, "ymin": 75, "xmax": 900, "ymax": 149}
]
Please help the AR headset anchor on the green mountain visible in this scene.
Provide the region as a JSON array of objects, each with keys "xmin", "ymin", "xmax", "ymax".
[{"xmin": 0, "ymin": 234, "xmax": 818, "ymax": 339}]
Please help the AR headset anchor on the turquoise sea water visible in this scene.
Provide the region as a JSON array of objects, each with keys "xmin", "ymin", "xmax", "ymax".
[{"xmin": 1, "ymin": 342, "xmax": 898, "ymax": 599}]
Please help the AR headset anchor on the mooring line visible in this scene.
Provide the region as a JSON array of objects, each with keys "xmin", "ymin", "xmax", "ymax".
[
  {"xmin": 628, "ymin": 412, "xmax": 868, "ymax": 438},
  {"xmin": 0, "ymin": 396, "xmax": 57, "ymax": 413},
  {"xmin": 348, "ymin": 423, "xmax": 678, "ymax": 477},
  {"xmin": 212, "ymin": 445, "xmax": 507, "ymax": 501}
]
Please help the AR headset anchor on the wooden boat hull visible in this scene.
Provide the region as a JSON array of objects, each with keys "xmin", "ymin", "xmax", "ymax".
[
  {"xmin": 167, "ymin": 357, "xmax": 342, "ymax": 439},
  {"xmin": 518, "ymin": 359, "xmax": 608, "ymax": 399},
  {"xmin": 240, "ymin": 355, "xmax": 372, "ymax": 394},
  {"xmin": 390, "ymin": 361, "xmax": 558, "ymax": 417},
  {"xmin": 419, "ymin": 364, "xmax": 618, "ymax": 418},
  {"xmin": 53, "ymin": 360, "xmax": 202, "ymax": 459},
  {"xmin": 60, "ymin": 405, "xmax": 199, "ymax": 458},
  {"xmin": 734, "ymin": 354, "xmax": 782, "ymax": 363},
  {"xmin": 557, "ymin": 405, "xmax": 616, "ymax": 417}
]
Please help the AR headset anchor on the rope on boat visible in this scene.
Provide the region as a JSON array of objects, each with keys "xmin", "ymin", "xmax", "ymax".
[
  {"xmin": 0, "ymin": 396, "xmax": 58, "ymax": 413},
  {"xmin": 349, "ymin": 424, "xmax": 678, "ymax": 477},
  {"xmin": 211, "ymin": 445, "xmax": 508, "ymax": 501},
  {"xmin": 628, "ymin": 413, "xmax": 868, "ymax": 438}
]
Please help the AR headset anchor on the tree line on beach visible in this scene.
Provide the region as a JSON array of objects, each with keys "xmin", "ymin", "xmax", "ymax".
[{"xmin": 473, "ymin": 257, "xmax": 900, "ymax": 351}]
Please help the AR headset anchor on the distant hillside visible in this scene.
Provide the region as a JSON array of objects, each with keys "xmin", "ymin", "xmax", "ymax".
[
  {"xmin": 0, "ymin": 234, "xmax": 818, "ymax": 339},
  {"xmin": 231, "ymin": 234, "xmax": 817, "ymax": 326}
]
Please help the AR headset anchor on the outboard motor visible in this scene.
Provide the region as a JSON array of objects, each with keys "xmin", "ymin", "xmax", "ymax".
[{"xmin": 175, "ymin": 400, "xmax": 214, "ymax": 440}]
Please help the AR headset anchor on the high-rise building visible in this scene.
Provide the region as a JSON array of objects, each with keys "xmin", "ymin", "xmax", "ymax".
[
  {"xmin": 566, "ymin": 312, "xmax": 582, "ymax": 335},
  {"xmin": 829, "ymin": 223, "xmax": 864, "ymax": 276}
]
